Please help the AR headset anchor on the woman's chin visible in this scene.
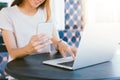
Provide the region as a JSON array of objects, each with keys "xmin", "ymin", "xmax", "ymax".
[{"xmin": 31, "ymin": 5, "xmax": 40, "ymax": 9}]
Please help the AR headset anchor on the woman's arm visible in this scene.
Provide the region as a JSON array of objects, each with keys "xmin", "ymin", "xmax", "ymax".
[
  {"xmin": 2, "ymin": 30, "xmax": 30, "ymax": 60},
  {"xmin": 2, "ymin": 30, "xmax": 51, "ymax": 60}
]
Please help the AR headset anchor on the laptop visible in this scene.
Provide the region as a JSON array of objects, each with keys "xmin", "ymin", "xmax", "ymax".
[{"xmin": 43, "ymin": 24, "xmax": 120, "ymax": 70}]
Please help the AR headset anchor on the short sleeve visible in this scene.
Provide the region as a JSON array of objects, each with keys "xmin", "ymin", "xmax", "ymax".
[{"xmin": 0, "ymin": 9, "xmax": 13, "ymax": 32}]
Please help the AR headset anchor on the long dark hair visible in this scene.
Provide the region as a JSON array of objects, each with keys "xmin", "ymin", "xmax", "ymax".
[
  {"xmin": 11, "ymin": 0, "xmax": 51, "ymax": 22},
  {"xmin": 11, "ymin": 0, "xmax": 23, "ymax": 6}
]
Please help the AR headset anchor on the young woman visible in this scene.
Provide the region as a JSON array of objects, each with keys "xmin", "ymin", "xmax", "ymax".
[{"xmin": 0, "ymin": 0, "xmax": 76, "ymax": 61}]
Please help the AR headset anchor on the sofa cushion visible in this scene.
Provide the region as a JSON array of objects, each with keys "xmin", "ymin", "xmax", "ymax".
[
  {"xmin": 59, "ymin": 29, "xmax": 81, "ymax": 47},
  {"xmin": 0, "ymin": 34, "xmax": 8, "ymax": 79},
  {"xmin": 0, "ymin": 52, "xmax": 8, "ymax": 79}
]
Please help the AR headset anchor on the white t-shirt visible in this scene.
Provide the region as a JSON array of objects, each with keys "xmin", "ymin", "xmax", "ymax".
[{"xmin": 0, "ymin": 5, "xmax": 57, "ymax": 55}]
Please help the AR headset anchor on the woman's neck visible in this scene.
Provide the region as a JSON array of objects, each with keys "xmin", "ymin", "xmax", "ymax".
[{"xmin": 18, "ymin": 3, "xmax": 38, "ymax": 16}]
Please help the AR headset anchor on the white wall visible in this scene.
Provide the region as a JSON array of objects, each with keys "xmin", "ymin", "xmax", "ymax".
[
  {"xmin": 51, "ymin": 0, "xmax": 65, "ymax": 30},
  {"xmin": 85, "ymin": 0, "xmax": 119, "ymax": 24},
  {"xmin": 84, "ymin": 0, "xmax": 120, "ymax": 55},
  {"xmin": 115, "ymin": 0, "xmax": 120, "ymax": 22}
]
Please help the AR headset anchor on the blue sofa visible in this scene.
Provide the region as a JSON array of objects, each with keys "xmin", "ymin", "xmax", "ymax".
[
  {"xmin": 0, "ymin": 29, "xmax": 81, "ymax": 79},
  {"xmin": 0, "ymin": 34, "xmax": 8, "ymax": 79},
  {"xmin": 59, "ymin": 29, "xmax": 81, "ymax": 47}
]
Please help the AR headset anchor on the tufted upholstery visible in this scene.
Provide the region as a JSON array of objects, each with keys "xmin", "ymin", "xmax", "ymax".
[
  {"xmin": 65, "ymin": 0, "xmax": 81, "ymax": 30},
  {"xmin": 0, "ymin": 52, "xmax": 8, "ymax": 77},
  {"xmin": 59, "ymin": 29, "xmax": 81, "ymax": 48},
  {"xmin": 0, "ymin": 34, "xmax": 8, "ymax": 79},
  {"xmin": 0, "ymin": 2, "xmax": 9, "ymax": 79}
]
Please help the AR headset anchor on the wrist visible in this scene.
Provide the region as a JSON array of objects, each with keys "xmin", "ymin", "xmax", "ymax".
[
  {"xmin": 56, "ymin": 39, "xmax": 62, "ymax": 51},
  {"xmin": 24, "ymin": 45, "xmax": 33, "ymax": 55}
]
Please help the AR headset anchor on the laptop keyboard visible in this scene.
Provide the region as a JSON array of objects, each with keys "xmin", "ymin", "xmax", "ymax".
[{"xmin": 58, "ymin": 61, "xmax": 74, "ymax": 67}]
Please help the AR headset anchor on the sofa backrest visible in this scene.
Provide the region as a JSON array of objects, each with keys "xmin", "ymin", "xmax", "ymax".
[{"xmin": 59, "ymin": 29, "xmax": 81, "ymax": 48}]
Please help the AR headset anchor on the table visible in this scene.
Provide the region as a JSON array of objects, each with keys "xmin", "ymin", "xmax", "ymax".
[{"xmin": 5, "ymin": 53, "xmax": 120, "ymax": 80}]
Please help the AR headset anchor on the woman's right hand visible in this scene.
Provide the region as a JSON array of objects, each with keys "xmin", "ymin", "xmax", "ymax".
[{"xmin": 26, "ymin": 33, "xmax": 52, "ymax": 54}]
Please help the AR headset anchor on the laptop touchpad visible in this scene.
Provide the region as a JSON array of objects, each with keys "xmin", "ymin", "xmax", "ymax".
[{"xmin": 58, "ymin": 60, "xmax": 74, "ymax": 67}]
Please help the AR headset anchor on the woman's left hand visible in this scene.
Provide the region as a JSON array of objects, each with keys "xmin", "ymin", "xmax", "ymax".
[{"xmin": 57, "ymin": 40, "xmax": 77, "ymax": 60}]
